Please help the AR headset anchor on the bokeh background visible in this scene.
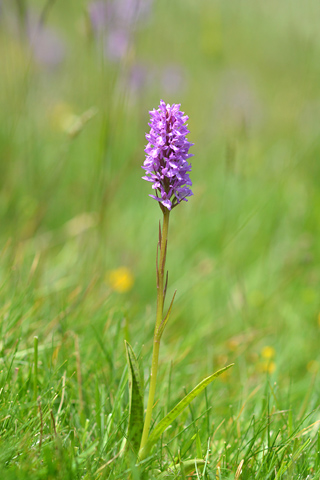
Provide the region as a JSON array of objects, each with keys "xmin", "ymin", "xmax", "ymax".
[{"xmin": 1, "ymin": 0, "xmax": 320, "ymax": 438}]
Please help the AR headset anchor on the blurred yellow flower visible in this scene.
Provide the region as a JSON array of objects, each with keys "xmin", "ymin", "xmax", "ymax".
[
  {"xmin": 257, "ymin": 346, "xmax": 276, "ymax": 374},
  {"xmin": 107, "ymin": 267, "xmax": 134, "ymax": 293},
  {"xmin": 259, "ymin": 361, "xmax": 276, "ymax": 374},
  {"xmin": 261, "ymin": 346, "xmax": 276, "ymax": 359},
  {"xmin": 227, "ymin": 339, "xmax": 239, "ymax": 352}
]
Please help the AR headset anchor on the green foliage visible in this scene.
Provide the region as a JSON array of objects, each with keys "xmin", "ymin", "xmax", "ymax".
[
  {"xmin": 140, "ymin": 365, "xmax": 234, "ymax": 460},
  {"xmin": 0, "ymin": 0, "xmax": 320, "ymax": 478}
]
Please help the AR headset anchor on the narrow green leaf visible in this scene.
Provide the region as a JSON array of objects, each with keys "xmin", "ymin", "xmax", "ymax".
[
  {"xmin": 125, "ymin": 341, "xmax": 144, "ymax": 456},
  {"xmin": 139, "ymin": 364, "xmax": 234, "ymax": 459},
  {"xmin": 156, "ymin": 290, "xmax": 177, "ymax": 340}
]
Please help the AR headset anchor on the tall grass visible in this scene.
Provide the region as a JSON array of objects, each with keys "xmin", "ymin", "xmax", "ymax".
[{"xmin": 0, "ymin": 0, "xmax": 319, "ymax": 477}]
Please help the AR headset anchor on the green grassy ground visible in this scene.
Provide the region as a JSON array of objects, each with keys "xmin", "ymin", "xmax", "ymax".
[{"xmin": 1, "ymin": 0, "xmax": 320, "ymax": 478}]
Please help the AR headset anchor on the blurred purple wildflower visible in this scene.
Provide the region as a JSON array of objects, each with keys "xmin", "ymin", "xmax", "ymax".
[
  {"xmin": 88, "ymin": 1, "xmax": 110, "ymax": 32},
  {"xmin": 142, "ymin": 100, "xmax": 194, "ymax": 211},
  {"xmin": 112, "ymin": 0, "xmax": 153, "ymax": 28},
  {"xmin": 88, "ymin": 0, "xmax": 153, "ymax": 62},
  {"xmin": 27, "ymin": 14, "xmax": 65, "ymax": 67},
  {"xmin": 105, "ymin": 28, "xmax": 129, "ymax": 60}
]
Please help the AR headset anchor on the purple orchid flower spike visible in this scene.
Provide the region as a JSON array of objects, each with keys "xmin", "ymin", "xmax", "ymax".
[
  {"xmin": 142, "ymin": 100, "xmax": 194, "ymax": 211},
  {"xmin": 139, "ymin": 100, "xmax": 194, "ymax": 454}
]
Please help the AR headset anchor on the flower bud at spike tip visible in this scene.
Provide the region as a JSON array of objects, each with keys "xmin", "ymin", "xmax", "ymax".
[{"xmin": 142, "ymin": 100, "xmax": 194, "ymax": 210}]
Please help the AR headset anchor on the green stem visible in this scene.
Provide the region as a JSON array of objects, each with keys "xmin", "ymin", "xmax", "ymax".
[
  {"xmin": 33, "ymin": 336, "xmax": 38, "ymax": 402},
  {"xmin": 140, "ymin": 208, "xmax": 170, "ymax": 453}
]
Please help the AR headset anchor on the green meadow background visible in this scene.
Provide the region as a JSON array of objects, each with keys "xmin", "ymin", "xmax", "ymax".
[{"xmin": 1, "ymin": 0, "xmax": 320, "ymax": 478}]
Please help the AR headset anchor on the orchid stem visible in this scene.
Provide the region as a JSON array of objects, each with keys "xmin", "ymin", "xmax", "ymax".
[{"xmin": 140, "ymin": 208, "xmax": 170, "ymax": 453}]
